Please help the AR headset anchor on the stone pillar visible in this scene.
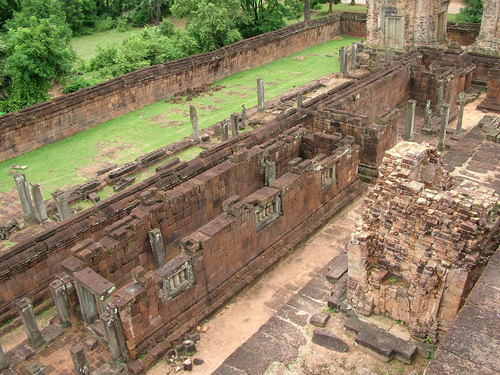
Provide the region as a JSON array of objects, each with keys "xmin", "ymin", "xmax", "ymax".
[
  {"xmin": 456, "ymin": 92, "xmax": 466, "ymax": 134},
  {"xmin": 439, "ymin": 104, "xmax": 451, "ymax": 152},
  {"xmin": 424, "ymin": 100, "xmax": 432, "ymax": 128},
  {"xmin": 385, "ymin": 46, "xmax": 391, "ymax": 64},
  {"xmin": 351, "ymin": 42, "xmax": 357, "ymax": 70},
  {"xmin": 101, "ymin": 310, "xmax": 127, "ymax": 365},
  {"xmin": 221, "ymin": 121, "xmax": 229, "ymax": 141},
  {"xmin": 339, "ymin": 46, "xmax": 346, "ymax": 75},
  {"xmin": 231, "ymin": 113, "xmax": 239, "ymax": 137},
  {"xmin": 436, "ymin": 78, "xmax": 445, "ymax": 116},
  {"xmin": 375, "ymin": 54, "xmax": 381, "ymax": 69},
  {"xmin": 257, "ymin": 78, "xmax": 265, "ymax": 112},
  {"xmin": 15, "ymin": 297, "xmax": 45, "ymax": 349},
  {"xmin": 297, "ymin": 92, "xmax": 303, "ymax": 108},
  {"xmin": 30, "ymin": 184, "xmax": 48, "ymax": 223},
  {"xmin": 70, "ymin": 345, "xmax": 90, "ymax": 375},
  {"xmin": 75, "ymin": 282, "xmax": 98, "ymax": 326},
  {"xmin": 49, "ymin": 279, "xmax": 72, "ymax": 328},
  {"xmin": 404, "ymin": 100, "xmax": 416, "ymax": 141},
  {"xmin": 24, "ymin": 360, "xmax": 45, "ymax": 375},
  {"xmin": 0, "ymin": 344, "xmax": 9, "ymax": 371},
  {"xmin": 345, "ymin": 54, "xmax": 350, "ymax": 77},
  {"xmin": 189, "ymin": 105, "xmax": 200, "ymax": 143},
  {"xmin": 468, "ymin": 0, "xmax": 500, "ymax": 57},
  {"xmin": 241, "ymin": 104, "xmax": 248, "ymax": 129},
  {"xmin": 214, "ymin": 123, "xmax": 222, "ymax": 138},
  {"xmin": 14, "ymin": 173, "xmax": 34, "ymax": 224},
  {"xmin": 52, "ymin": 191, "xmax": 72, "ymax": 221},
  {"xmin": 148, "ymin": 229, "xmax": 166, "ymax": 269},
  {"xmin": 265, "ymin": 161, "xmax": 276, "ymax": 187}
]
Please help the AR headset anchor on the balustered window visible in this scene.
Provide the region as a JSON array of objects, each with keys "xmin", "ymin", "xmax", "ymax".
[{"xmin": 255, "ymin": 196, "xmax": 281, "ymax": 231}]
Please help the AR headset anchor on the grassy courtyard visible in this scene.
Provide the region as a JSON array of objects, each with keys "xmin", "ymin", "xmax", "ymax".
[{"xmin": 0, "ymin": 36, "xmax": 361, "ymax": 200}]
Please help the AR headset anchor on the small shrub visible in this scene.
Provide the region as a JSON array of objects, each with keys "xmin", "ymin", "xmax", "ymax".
[
  {"xmin": 62, "ymin": 75, "xmax": 99, "ymax": 93},
  {"xmin": 116, "ymin": 18, "xmax": 130, "ymax": 32},
  {"xmin": 95, "ymin": 16, "xmax": 116, "ymax": 32}
]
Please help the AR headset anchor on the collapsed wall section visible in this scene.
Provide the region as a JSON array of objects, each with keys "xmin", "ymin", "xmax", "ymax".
[{"xmin": 347, "ymin": 142, "xmax": 500, "ymax": 343}]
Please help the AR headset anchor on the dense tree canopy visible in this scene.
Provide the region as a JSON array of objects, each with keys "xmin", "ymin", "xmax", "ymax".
[
  {"xmin": 4, "ymin": 17, "xmax": 75, "ymax": 111},
  {"xmin": 457, "ymin": 0, "xmax": 483, "ymax": 23}
]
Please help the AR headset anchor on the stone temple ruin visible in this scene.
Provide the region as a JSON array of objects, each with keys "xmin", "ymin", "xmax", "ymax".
[{"xmin": 0, "ymin": 1, "xmax": 500, "ymax": 374}]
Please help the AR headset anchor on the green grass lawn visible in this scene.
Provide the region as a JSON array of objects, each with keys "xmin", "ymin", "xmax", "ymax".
[{"xmin": 0, "ymin": 36, "xmax": 359, "ymax": 199}]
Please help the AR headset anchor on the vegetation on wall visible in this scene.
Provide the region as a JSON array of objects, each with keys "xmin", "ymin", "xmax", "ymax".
[{"xmin": 456, "ymin": 0, "xmax": 483, "ymax": 23}]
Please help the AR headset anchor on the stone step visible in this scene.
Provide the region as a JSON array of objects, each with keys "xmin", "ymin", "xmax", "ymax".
[{"xmin": 344, "ymin": 317, "xmax": 418, "ymax": 365}]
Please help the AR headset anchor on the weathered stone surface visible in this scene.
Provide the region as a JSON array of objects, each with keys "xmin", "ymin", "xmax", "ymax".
[
  {"xmin": 325, "ymin": 253, "xmax": 347, "ymax": 282},
  {"xmin": 310, "ymin": 313, "xmax": 330, "ymax": 327},
  {"xmin": 127, "ymin": 360, "xmax": 145, "ymax": 375},
  {"xmin": 312, "ymin": 328, "xmax": 349, "ymax": 352},
  {"xmin": 259, "ymin": 317, "xmax": 307, "ymax": 349}
]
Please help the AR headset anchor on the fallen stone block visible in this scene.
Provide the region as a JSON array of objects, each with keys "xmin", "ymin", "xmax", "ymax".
[
  {"xmin": 312, "ymin": 328, "xmax": 349, "ymax": 352},
  {"xmin": 310, "ymin": 313, "xmax": 330, "ymax": 327},
  {"xmin": 325, "ymin": 253, "xmax": 348, "ymax": 282}
]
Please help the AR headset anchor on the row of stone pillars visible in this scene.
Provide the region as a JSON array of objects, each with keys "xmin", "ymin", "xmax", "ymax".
[
  {"xmin": 339, "ymin": 43, "xmax": 358, "ymax": 77},
  {"xmin": 405, "ymin": 92, "xmax": 466, "ymax": 152},
  {"xmin": 189, "ymin": 79, "xmax": 262, "ymax": 143},
  {"xmin": 14, "ymin": 174, "xmax": 71, "ymax": 225}
]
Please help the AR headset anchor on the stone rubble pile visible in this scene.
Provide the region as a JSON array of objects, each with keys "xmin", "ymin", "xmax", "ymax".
[{"xmin": 347, "ymin": 142, "xmax": 500, "ymax": 343}]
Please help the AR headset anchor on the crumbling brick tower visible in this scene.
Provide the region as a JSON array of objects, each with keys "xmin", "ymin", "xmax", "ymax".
[
  {"xmin": 468, "ymin": 0, "xmax": 500, "ymax": 57},
  {"xmin": 366, "ymin": 0, "xmax": 451, "ymax": 48},
  {"xmin": 347, "ymin": 142, "xmax": 500, "ymax": 343}
]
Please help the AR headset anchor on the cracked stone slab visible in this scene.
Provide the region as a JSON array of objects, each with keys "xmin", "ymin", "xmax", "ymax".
[
  {"xmin": 259, "ymin": 316, "xmax": 307, "ymax": 348},
  {"xmin": 211, "ymin": 363, "xmax": 248, "ymax": 375},
  {"xmin": 325, "ymin": 253, "xmax": 348, "ymax": 282},
  {"xmin": 243, "ymin": 331, "xmax": 298, "ymax": 365},
  {"xmin": 277, "ymin": 305, "xmax": 309, "ymax": 327},
  {"xmin": 224, "ymin": 346, "xmax": 269, "ymax": 375},
  {"xmin": 286, "ymin": 293, "xmax": 323, "ymax": 314},
  {"xmin": 425, "ymin": 349, "xmax": 498, "ymax": 375}
]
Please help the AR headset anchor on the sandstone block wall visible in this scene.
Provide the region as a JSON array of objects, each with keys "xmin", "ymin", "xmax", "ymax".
[
  {"xmin": 111, "ymin": 133, "xmax": 360, "ymax": 358},
  {"xmin": 340, "ymin": 12, "xmax": 367, "ymax": 38},
  {"xmin": 347, "ymin": 142, "xmax": 500, "ymax": 343},
  {"xmin": 0, "ymin": 16, "xmax": 340, "ymax": 162},
  {"xmin": 446, "ymin": 22, "xmax": 480, "ymax": 46}
]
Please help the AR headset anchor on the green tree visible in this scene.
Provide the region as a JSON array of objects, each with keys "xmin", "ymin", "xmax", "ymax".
[
  {"xmin": 5, "ymin": 0, "xmax": 68, "ymax": 30},
  {"xmin": 240, "ymin": 0, "xmax": 294, "ymax": 38},
  {"xmin": 3, "ymin": 17, "xmax": 75, "ymax": 112},
  {"xmin": 0, "ymin": 36, "xmax": 8, "ymax": 100},
  {"xmin": 457, "ymin": 0, "xmax": 482, "ymax": 23},
  {"xmin": 0, "ymin": 0, "xmax": 21, "ymax": 29},
  {"xmin": 172, "ymin": 0, "xmax": 243, "ymax": 52},
  {"xmin": 61, "ymin": 0, "xmax": 97, "ymax": 35}
]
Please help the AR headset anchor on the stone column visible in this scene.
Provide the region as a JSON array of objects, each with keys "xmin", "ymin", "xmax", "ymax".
[
  {"xmin": 24, "ymin": 360, "xmax": 45, "ymax": 375},
  {"xmin": 214, "ymin": 123, "xmax": 222, "ymax": 138},
  {"xmin": 351, "ymin": 42, "xmax": 357, "ymax": 70},
  {"xmin": 265, "ymin": 161, "xmax": 276, "ymax": 187},
  {"xmin": 456, "ymin": 92, "xmax": 466, "ymax": 134},
  {"xmin": 439, "ymin": 104, "xmax": 451, "ymax": 152},
  {"xmin": 375, "ymin": 54, "xmax": 381, "ymax": 69},
  {"xmin": 231, "ymin": 113, "xmax": 239, "ymax": 137},
  {"xmin": 14, "ymin": 173, "xmax": 34, "ymax": 224},
  {"xmin": 385, "ymin": 46, "xmax": 391, "ymax": 64},
  {"xmin": 49, "ymin": 279, "xmax": 72, "ymax": 328},
  {"xmin": 468, "ymin": 0, "xmax": 500, "ymax": 56},
  {"xmin": 69, "ymin": 345, "xmax": 90, "ymax": 375},
  {"xmin": 75, "ymin": 282, "xmax": 98, "ymax": 326},
  {"xmin": 339, "ymin": 46, "xmax": 346, "ymax": 75},
  {"xmin": 189, "ymin": 105, "xmax": 200, "ymax": 143},
  {"xmin": 257, "ymin": 78, "xmax": 265, "ymax": 112},
  {"xmin": 30, "ymin": 184, "xmax": 48, "ymax": 223},
  {"xmin": 424, "ymin": 100, "xmax": 432, "ymax": 128},
  {"xmin": 297, "ymin": 92, "xmax": 303, "ymax": 108},
  {"xmin": 100, "ymin": 309, "xmax": 127, "ymax": 366},
  {"xmin": 221, "ymin": 121, "xmax": 229, "ymax": 141},
  {"xmin": 345, "ymin": 54, "xmax": 350, "ymax": 77},
  {"xmin": 52, "ymin": 191, "xmax": 72, "ymax": 221},
  {"xmin": 241, "ymin": 104, "xmax": 248, "ymax": 129},
  {"xmin": 436, "ymin": 78, "xmax": 445, "ymax": 116},
  {"xmin": 148, "ymin": 229, "xmax": 166, "ymax": 269},
  {"xmin": 404, "ymin": 100, "xmax": 417, "ymax": 141},
  {"xmin": 0, "ymin": 344, "xmax": 9, "ymax": 371},
  {"xmin": 15, "ymin": 297, "xmax": 45, "ymax": 349}
]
